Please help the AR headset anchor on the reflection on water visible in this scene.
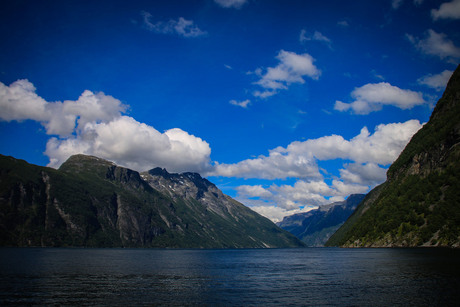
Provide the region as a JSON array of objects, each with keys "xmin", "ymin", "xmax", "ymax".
[{"xmin": 1, "ymin": 248, "xmax": 460, "ymax": 306}]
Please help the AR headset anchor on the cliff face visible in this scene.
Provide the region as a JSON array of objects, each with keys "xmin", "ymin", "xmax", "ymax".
[
  {"xmin": 326, "ymin": 65, "xmax": 460, "ymax": 248},
  {"xmin": 0, "ymin": 154, "xmax": 304, "ymax": 248},
  {"xmin": 277, "ymin": 194, "xmax": 365, "ymax": 246}
]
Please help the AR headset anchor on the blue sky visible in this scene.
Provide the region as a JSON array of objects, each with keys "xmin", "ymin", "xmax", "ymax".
[{"xmin": 1, "ymin": 0, "xmax": 459, "ymax": 221}]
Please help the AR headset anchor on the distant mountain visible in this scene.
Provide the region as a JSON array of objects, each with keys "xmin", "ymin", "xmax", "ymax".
[
  {"xmin": 326, "ymin": 64, "xmax": 460, "ymax": 248},
  {"xmin": 0, "ymin": 154, "xmax": 304, "ymax": 248},
  {"xmin": 277, "ymin": 194, "xmax": 365, "ymax": 246}
]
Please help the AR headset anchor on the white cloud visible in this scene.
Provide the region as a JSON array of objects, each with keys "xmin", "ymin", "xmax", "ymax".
[
  {"xmin": 222, "ymin": 119, "xmax": 422, "ymax": 221},
  {"xmin": 209, "ymin": 151, "xmax": 321, "ymax": 180},
  {"xmin": 253, "ymin": 50, "xmax": 321, "ymax": 98},
  {"xmin": 208, "ymin": 120, "xmax": 423, "ymax": 180},
  {"xmin": 339, "ymin": 162, "xmax": 387, "ymax": 185},
  {"xmin": 214, "ymin": 0, "xmax": 247, "ymax": 9},
  {"xmin": 281, "ymin": 120, "xmax": 423, "ymax": 165},
  {"xmin": 334, "ymin": 82, "xmax": 426, "ymax": 114},
  {"xmin": 270, "ymin": 181, "xmax": 334, "ymax": 208},
  {"xmin": 142, "ymin": 12, "xmax": 207, "ymax": 38},
  {"xmin": 432, "ymin": 0, "xmax": 460, "ymax": 20},
  {"xmin": 235, "ymin": 178, "xmax": 370, "ymax": 222},
  {"xmin": 230, "ymin": 99, "xmax": 251, "ymax": 108},
  {"xmin": 407, "ymin": 29, "xmax": 460, "ymax": 62},
  {"xmin": 299, "ymin": 30, "xmax": 332, "ymax": 45},
  {"xmin": 0, "ymin": 80, "xmax": 211, "ymax": 173},
  {"xmin": 45, "ymin": 117, "xmax": 211, "ymax": 173},
  {"xmin": 0, "ymin": 79, "xmax": 49, "ymax": 122},
  {"xmin": 236, "ymin": 185, "xmax": 273, "ymax": 198},
  {"xmin": 418, "ymin": 70, "xmax": 453, "ymax": 91},
  {"xmin": 0, "ymin": 79, "xmax": 127, "ymax": 136}
]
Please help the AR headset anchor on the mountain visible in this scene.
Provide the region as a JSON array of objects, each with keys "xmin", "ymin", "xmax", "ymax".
[
  {"xmin": 277, "ymin": 194, "xmax": 365, "ymax": 246},
  {"xmin": 326, "ymin": 64, "xmax": 460, "ymax": 248},
  {"xmin": 0, "ymin": 154, "xmax": 304, "ymax": 248}
]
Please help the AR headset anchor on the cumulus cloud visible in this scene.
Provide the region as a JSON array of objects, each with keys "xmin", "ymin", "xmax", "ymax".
[
  {"xmin": 0, "ymin": 79, "xmax": 127, "ymax": 136},
  {"xmin": 222, "ymin": 119, "xmax": 423, "ymax": 221},
  {"xmin": 0, "ymin": 79, "xmax": 211, "ymax": 173},
  {"xmin": 431, "ymin": 0, "xmax": 460, "ymax": 20},
  {"xmin": 209, "ymin": 151, "xmax": 321, "ymax": 180},
  {"xmin": 418, "ymin": 70, "xmax": 453, "ymax": 91},
  {"xmin": 214, "ymin": 0, "xmax": 247, "ymax": 9},
  {"xmin": 142, "ymin": 11, "xmax": 207, "ymax": 38},
  {"xmin": 236, "ymin": 185, "xmax": 273, "ymax": 198},
  {"xmin": 339, "ymin": 162, "xmax": 387, "ymax": 185},
  {"xmin": 334, "ymin": 82, "xmax": 426, "ymax": 114},
  {"xmin": 235, "ymin": 178, "xmax": 370, "ymax": 222},
  {"xmin": 229, "ymin": 99, "xmax": 251, "ymax": 108},
  {"xmin": 0, "ymin": 79, "xmax": 49, "ymax": 121},
  {"xmin": 45, "ymin": 118, "xmax": 211, "ymax": 172},
  {"xmin": 208, "ymin": 120, "xmax": 423, "ymax": 180},
  {"xmin": 407, "ymin": 29, "xmax": 460, "ymax": 62},
  {"xmin": 253, "ymin": 50, "xmax": 321, "ymax": 98}
]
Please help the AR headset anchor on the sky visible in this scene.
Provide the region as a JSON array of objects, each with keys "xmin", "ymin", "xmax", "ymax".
[{"xmin": 1, "ymin": 0, "xmax": 459, "ymax": 222}]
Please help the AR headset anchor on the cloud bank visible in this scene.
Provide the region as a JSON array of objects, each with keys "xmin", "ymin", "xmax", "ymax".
[
  {"xmin": 211, "ymin": 119, "xmax": 422, "ymax": 221},
  {"xmin": 209, "ymin": 119, "xmax": 422, "ymax": 179},
  {"xmin": 0, "ymin": 80, "xmax": 211, "ymax": 173}
]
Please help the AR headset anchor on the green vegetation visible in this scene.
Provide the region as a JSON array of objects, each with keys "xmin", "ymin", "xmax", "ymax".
[
  {"xmin": 0, "ymin": 154, "xmax": 303, "ymax": 248},
  {"xmin": 326, "ymin": 64, "xmax": 460, "ymax": 248}
]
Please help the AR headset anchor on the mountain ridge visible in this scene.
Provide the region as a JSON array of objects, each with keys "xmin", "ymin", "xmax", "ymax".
[
  {"xmin": 277, "ymin": 194, "xmax": 365, "ymax": 246},
  {"xmin": 0, "ymin": 154, "xmax": 304, "ymax": 248}
]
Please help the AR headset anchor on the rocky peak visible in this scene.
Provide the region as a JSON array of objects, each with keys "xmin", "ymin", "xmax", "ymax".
[
  {"xmin": 59, "ymin": 154, "xmax": 115, "ymax": 174},
  {"xmin": 148, "ymin": 167, "xmax": 172, "ymax": 179}
]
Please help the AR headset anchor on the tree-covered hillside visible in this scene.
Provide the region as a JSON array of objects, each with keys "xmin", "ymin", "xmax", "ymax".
[{"xmin": 326, "ymin": 64, "xmax": 460, "ymax": 248}]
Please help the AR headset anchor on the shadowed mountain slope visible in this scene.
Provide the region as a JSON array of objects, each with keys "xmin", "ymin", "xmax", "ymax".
[
  {"xmin": 0, "ymin": 154, "xmax": 304, "ymax": 248},
  {"xmin": 326, "ymin": 64, "xmax": 460, "ymax": 248}
]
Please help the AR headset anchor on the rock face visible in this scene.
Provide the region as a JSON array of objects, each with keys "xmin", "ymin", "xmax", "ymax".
[
  {"xmin": 326, "ymin": 64, "xmax": 460, "ymax": 248},
  {"xmin": 0, "ymin": 154, "xmax": 304, "ymax": 248},
  {"xmin": 277, "ymin": 194, "xmax": 365, "ymax": 246}
]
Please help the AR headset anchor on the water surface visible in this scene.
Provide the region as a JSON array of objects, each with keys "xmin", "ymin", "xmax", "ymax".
[{"xmin": 1, "ymin": 248, "xmax": 459, "ymax": 306}]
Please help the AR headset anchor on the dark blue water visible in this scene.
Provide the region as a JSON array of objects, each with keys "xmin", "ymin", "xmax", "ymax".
[{"xmin": 1, "ymin": 248, "xmax": 459, "ymax": 306}]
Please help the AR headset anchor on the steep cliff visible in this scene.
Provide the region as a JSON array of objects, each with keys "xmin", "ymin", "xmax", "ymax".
[
  {"xmin": 0, "ymin": 154, "xmax": 304, "ymax": 248},
  {"xmin": 277, "ymin": 194, "xmax": 365, "ymax": 246},
  {"xmin": 326, "ymin": 64, "xmax": 460, "ymax": 248}
]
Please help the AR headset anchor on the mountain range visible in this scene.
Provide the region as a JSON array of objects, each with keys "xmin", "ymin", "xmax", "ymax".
[
  {"xmin": 0, "ymin": 154, "xmax": 304, "ymax": 248},
  {"xmin": 277, "ymin": 194, "xmax": 365, "ymax": 246},
  {"xmin": 326, "ymin": 64, "xmax": 460, "ymax": 248}
]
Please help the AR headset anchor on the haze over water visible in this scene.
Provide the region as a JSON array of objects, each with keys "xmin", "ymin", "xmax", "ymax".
[{"xmin": 1, "ymin": 248, "xmax": 460, "ymax": 306}]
